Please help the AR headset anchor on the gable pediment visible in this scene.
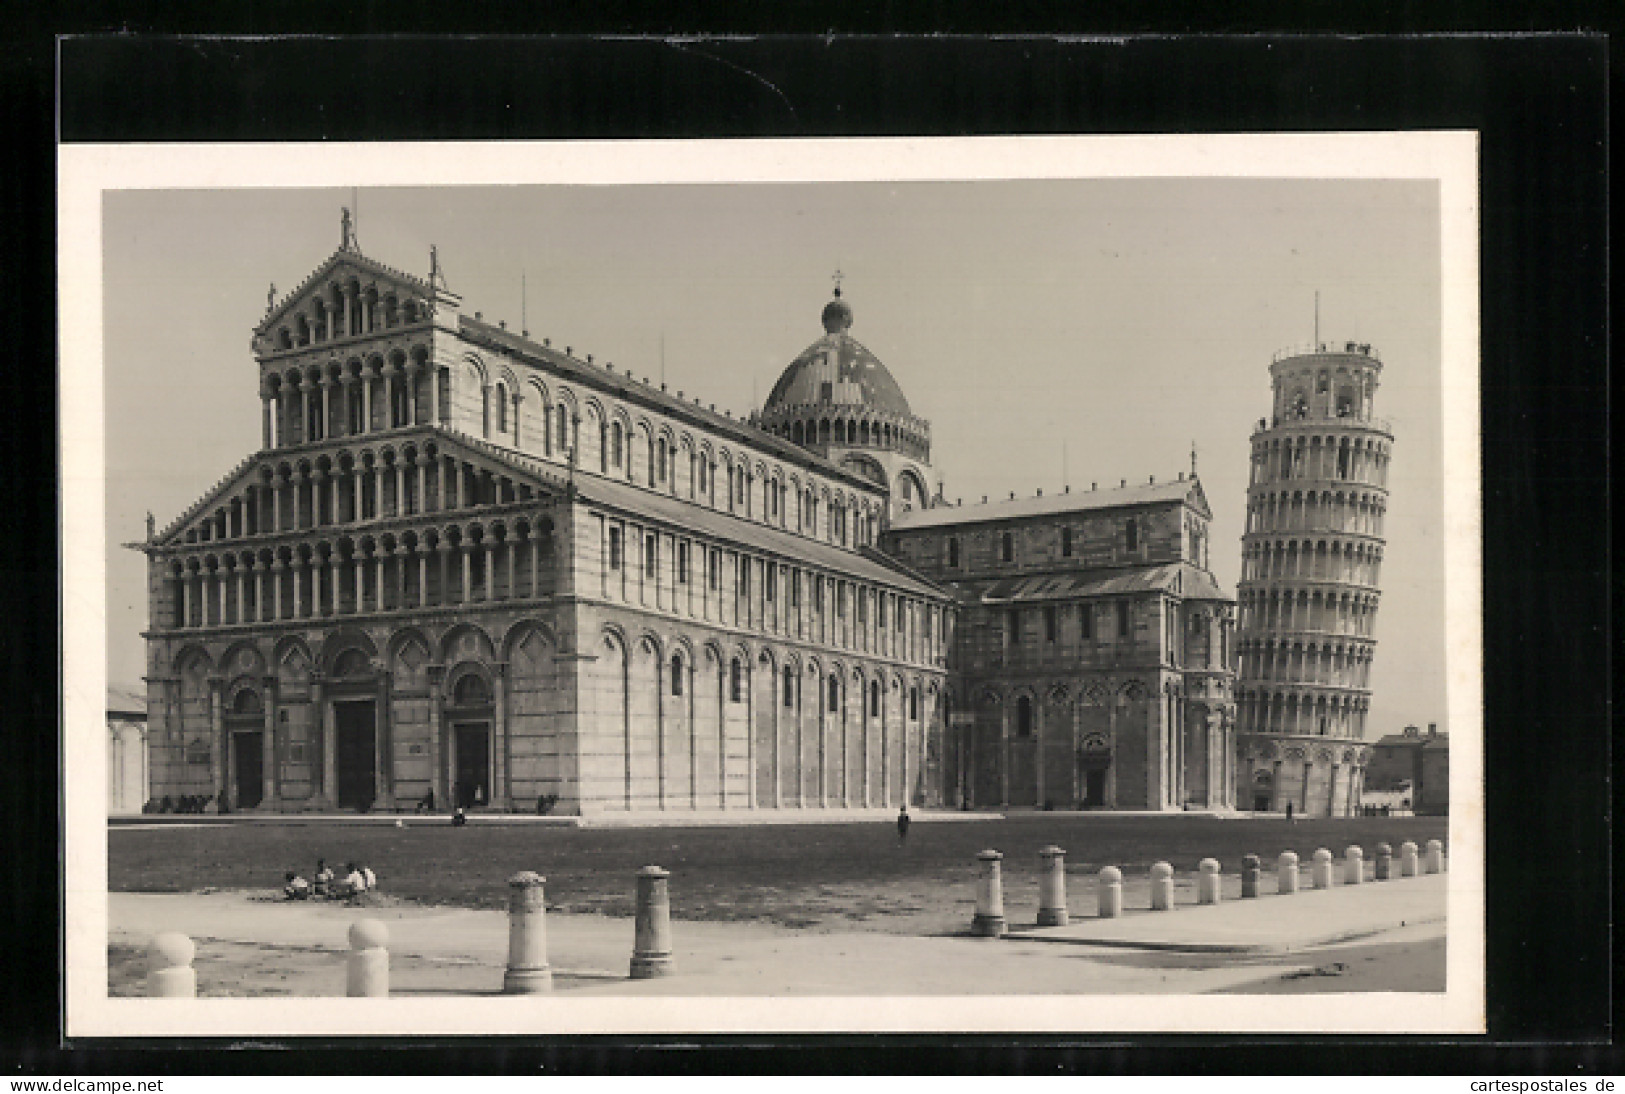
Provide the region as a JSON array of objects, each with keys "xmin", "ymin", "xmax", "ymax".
[
  {"xmin": 152, "ymin": 426, "xmax": 569, "ymax": 552},
  {"xmin": 1185, "ymin": 478, "xmax": 1213, "ymax": 520},
  {"xmin": 253, "ymin": 249, "xmax": 452, "ymax": 357}
]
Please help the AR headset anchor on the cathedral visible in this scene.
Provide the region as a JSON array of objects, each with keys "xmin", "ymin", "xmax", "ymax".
[{"xmin": 139, "ymin": 219, "xmax": 1238, "ymax": 816}]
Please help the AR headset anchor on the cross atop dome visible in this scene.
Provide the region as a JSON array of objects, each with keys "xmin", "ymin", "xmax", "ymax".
[{"xmin": 822, "ymin": 271, "xmax": 854, "ymax": 334}]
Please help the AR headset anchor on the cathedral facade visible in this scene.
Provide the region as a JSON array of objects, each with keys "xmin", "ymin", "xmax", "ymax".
[{"xmin": 140, "ymin": 226, "xmax": 1236, "ymax": 815}]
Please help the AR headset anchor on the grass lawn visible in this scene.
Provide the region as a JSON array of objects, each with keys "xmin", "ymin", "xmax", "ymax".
[{"xmin": 110, "ymin": 813, "xmax": 1448, "ymax": 935}]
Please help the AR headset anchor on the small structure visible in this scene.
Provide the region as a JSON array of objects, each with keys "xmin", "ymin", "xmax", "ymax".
[
  {"xmin": 504, "ymin": 871, "xmax": 552, "ymax": 993},
  {"xmin": 1367, "ymin": 723, "xmax": 1449, "ymax": 815},
  {"xmin": 346, "ymin": 919, "xmax": 390, "ymax": 997},
  {"xmin": 971, "ymin": 850, "xmax": 1007, "ymax": 937},
  {"xmin": 108, "ymin": 683, "xmax": 149, "ymax": 815},
  {"xmin": 1036, "ymin": 846, "xmax": 1069, "ymax": 927},
  {"xmin": 630, "ymin": 866, "xmax": 675, "ymax": 977}
]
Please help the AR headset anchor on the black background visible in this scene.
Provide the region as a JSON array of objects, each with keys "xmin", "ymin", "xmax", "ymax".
[{"xmin": 2, "ymin": 22, "xmax": 1612, "ymax": 1074}]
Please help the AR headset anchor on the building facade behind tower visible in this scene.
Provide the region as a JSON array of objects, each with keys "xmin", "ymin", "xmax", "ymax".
[{"xmin": 1233, "ymin": 340, "xmax": 1394, "ymax": 815}]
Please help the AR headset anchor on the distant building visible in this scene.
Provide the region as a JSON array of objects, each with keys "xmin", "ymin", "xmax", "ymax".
[
  {"xmin": 883, "ymin": 475, "xmax": 1236, "ymax": 812},
  {"xmin": 1368, "ymin": 723, "xmax": 1448, "ymax": 815},
  {"xmin": 107, "ymin": 684, "xmax": 149, "ymax": 815}
]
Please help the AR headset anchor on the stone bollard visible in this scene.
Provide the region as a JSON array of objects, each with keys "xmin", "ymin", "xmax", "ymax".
[
  {"xmin": 630, "ymin": 865, "xmax": 675, "ymax": 978},
  {"xmin": 1400, "ymin": 840, "xmax": 1420, "ymax": 877},
  {"xmin": 1240, "ymin": 854, "xmax": 1262, "ymax": 899},
  {"xmin": 1037, "ymin": 846, "xmax": 1069, "ymax": 927},
  {"xmin": 1197, "ymin": 858, "xmax": 1222, "ymax": 904},
  {"xmin": 1311, "ymin": 848, "xmax": 1334, "ymax": 889},
  {"xmin": 503, "ymin": 871, "xmax": 552, "ymax": 993},
  {"xmin": 971, "ymin": 850, "xmax": 1007, "ymax": 937},
  {"xmin": 1344, "ymin": 845, "xmax": 1365, "ymax": 885},
  {"xmin": 1426, "ymin": 839, "xmax": 1446, "ymax": 873},
  {"xmin": 1097, "ymin": 866, "xmax": 1123, "ymax": 918},
  {"xmin": 1278, "ymin": 851, "xmax": 1300, "ymax": 894},
  {"xmin": 1149, "ymin": 861, "xmax": 1175, "ymax": 911},
  {"xmin": 1374, "ymin": 842, "xmax": 1393, "ymax": 880},
  {"xmin": 346, "ymin": 919, "xmax": 389, "ymax": 997},
  {"xmin": 146, "ymin": 932, "xmax": 196, "ymax": 998}
]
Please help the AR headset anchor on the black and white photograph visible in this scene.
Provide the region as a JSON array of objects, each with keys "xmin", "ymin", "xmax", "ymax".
[{"xmin": 62, "ymin": 133, "xmax": 1482, "ymax": 1036}]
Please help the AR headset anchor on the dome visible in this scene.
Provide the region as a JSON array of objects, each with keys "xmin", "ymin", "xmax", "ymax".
[{"xmin": 763, "ymin": 294, "xmax": 913, "ymax": 418}]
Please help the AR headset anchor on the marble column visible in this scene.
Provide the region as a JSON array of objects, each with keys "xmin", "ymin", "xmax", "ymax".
[
  {"xmin": 494, "ymin": 662, "xmax": 510, "ymax": 810},
  {"xmin": 376, "ymin": 668, "xmax": 394, "ymax": 810},
  {"xmin": 270, "ymin": 559, "xmax": 284, "ymax": 621},
  {"xmin": 208, "ymin": 676, "xmax": 226, "ymax": 807},
  {"xmin": 316, "ymin": 674, "xmax": 336, "ymax": 810},
  {"xmin": 405, "ymin": 363, "xmax": 422, "ymax": 426},
  {"xmin": 426, "ymin": 665, "xmax": 447, "ymax": 810},
  {"xmin": 261, "ymin": 674, "xmax": 279, "ymax": 809}
]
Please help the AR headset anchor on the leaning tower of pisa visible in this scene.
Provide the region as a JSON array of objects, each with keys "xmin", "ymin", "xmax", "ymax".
[{"xmin": 1233, "ymin": 340, "xmax": 1394, "ymax": 816}]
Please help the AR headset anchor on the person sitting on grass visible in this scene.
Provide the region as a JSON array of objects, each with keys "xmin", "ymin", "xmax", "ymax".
[
  {"xmin": 333, "ymin": 862, "xmax": 366, "ymax": 900},
  {"xmin": 283, "ymin": 872, "xmax": 311, "ymax": 900},
  {"xmin": 313, "ymin": 859, "xmax": 335, "ymax": 898},
  {"xmin": 361, "ymin": 863, "xmax": 377, "ymax": 891}
]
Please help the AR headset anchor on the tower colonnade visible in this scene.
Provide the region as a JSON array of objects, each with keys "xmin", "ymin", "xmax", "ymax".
[{"xmin": 1234, "ymin": 344, "xmax": 1393, "ymax": 816}]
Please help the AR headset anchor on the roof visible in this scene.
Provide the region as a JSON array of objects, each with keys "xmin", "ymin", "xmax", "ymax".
[
  {"xmin": 108, "ymin": 684, "xmax": 146, "ymax": 716},
  {"xmin": 256, "ymin": 247, "xmax": 442, "ymax": 335},
  {"xmin": 890, "ymin": 477, "xmax": 1211, "ymax": 531},
  {"xmin": 150, "ymin": 424, "xmax": 573, "ymax": 550},
  {"xmin": 973, "ymin": 562, "xmax": 1229, "ymax": 604},
  {"xmin": 578, "ymin": 473, "xmax": 949, "ymax": 601},
  {"xmin": 1372, "ymin": 734, "xmax": 1422, "ymax": 749},
  {"xmin": 764, "ymin": 330, "xmax": 914, "ymax": 419},
  {"xmin": 457, "ymin": 317, "xmax": 881, "ymax": 494},
  {"xmin": 148, "ymin": 422, "xmax": 943, "ymax": 600}
]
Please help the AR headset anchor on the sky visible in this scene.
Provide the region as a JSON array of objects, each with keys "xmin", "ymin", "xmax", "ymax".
[{"xmin": 101, "ymin": 175, "xmax": 1445, "ymax": 739}]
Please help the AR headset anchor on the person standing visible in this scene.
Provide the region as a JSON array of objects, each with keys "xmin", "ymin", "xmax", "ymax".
[{"xmin": 896, "ymin": 806, "xmax": 911, "ymax": 842}]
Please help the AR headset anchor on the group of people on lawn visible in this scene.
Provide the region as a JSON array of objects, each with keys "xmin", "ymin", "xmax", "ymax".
[{"xmin": 283, "ymin": 858, "xmax": 376, "ymax": 901}]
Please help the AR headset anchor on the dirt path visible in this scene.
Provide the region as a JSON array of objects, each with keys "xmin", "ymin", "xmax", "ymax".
[{"xmin": 108, "ymin": 889, "xmax": 1446, "ymax": 998}]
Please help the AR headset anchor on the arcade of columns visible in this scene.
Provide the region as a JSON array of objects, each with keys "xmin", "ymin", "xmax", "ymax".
[
  {"xmin": 1234, "ymin": 345, "xmax": 1393, "ymax": 813},
  {"xmin": 160, "ymin": 432, "xmax": 561, "ymax": 633}
]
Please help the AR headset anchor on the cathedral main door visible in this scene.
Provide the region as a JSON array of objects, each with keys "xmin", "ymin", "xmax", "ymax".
[
  {"xmin": 1083, "ymin": 767, "xmax": 1106, "ymax": 808},
  {"xmin": 454, "ymin": 722, "xmax": 490, "ymax": 809},
  {"xmin": 334, "ymin": 700, "xmax": 377, "ymax": 811},
  {"xmin": 233, "ymin": 731, "xmax": 263, "ymax": 810}
]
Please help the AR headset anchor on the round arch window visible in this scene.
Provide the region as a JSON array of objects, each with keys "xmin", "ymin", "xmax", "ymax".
[{"xmin": 453, "ymin": 674, "xmax": 492, "ymax": 705}]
